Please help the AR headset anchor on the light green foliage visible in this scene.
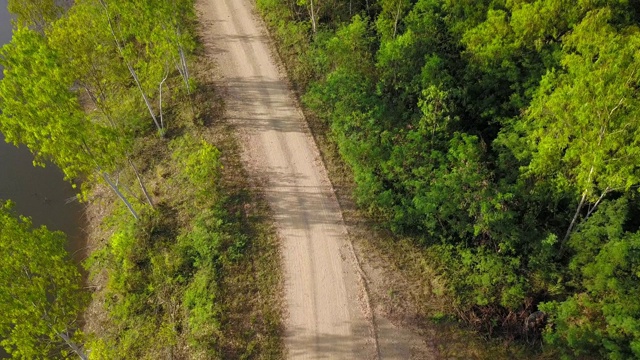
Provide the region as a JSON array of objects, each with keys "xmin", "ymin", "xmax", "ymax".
[
  {"xmin": 375, "ymin": 0, "xmax": 413, "ymax": 41},
  {"xmin": 0, "ymin": 24, "xmax": 140, "ymax": 219},
  {"xmin": 440, "ymin": 0, "xmax": 492, "ymax": 38},
  {"xmin": 171, "ymin": 138, "xmax": 246, "ymax": 355},
  {"xmin": 434, "ymin": 244, "xmax": 526, "ymax": 310},
  {"xmin": 0, "ymin": 28, "xmax": 118, "ymax": 192},
  {"xmin": 87, "ymin": 135, "xmax": 247, "ymax": 358},
  {"xmin": 1, "ymin": 0, "xmax": 197, "ymax": 211},
  {"xmin": 4, "ymin": 0, "xmax": 640, "ymax": 356},
  {"xmin": 47, "ymin": 0, "xmax": 139, "ymax": 135},
  {"xmin": 7, "ymin": 0, "xmax": 62, "ymax": 31},
  {"xmin": 377, "ymin": 0, "xmax": 456, "ymax": 108},
  {"xmin": 105, "ymin": 0, "xmax": 195, "ymax": 94},
  {"xmin": 171, "ymin": 136, "xmax": 221, "ymax": 203},
  {"xmin": 304, "ymin": 16, "xmax": 384, "ymax": 212},
  {"xmin": 0, "ymin": 202, "xmax": 87, "ymax": 359},
  {"xmin": 1, "ymin": 0, "xmax": 227, "ymax": 357},
  {"xmin": 516, "ymin": 9, "xmax": 640, "ymax": 199},
  {"xmin": 0, "ymin": 28, "xmax": 90, "ymax": 177}
]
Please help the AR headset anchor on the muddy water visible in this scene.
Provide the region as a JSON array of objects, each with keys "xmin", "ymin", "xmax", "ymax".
[
  {"xmin": 0, "ymin": 2, "xmax": 87, "ymax": 357},
  {"xmin": 0, "ymin": 0, "xmax": 86, "ymax": 259},
  {"xmin": 0, "ymin": 2, "xmax": 87, "ymax": 256},
  {"xmin": 0, "ymin": 3, "xmax": 88, "ymax": 358}
]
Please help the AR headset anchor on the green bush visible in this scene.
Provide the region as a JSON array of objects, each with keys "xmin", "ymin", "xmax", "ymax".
[{"xmin": 256, "ymin": 0, "xmax": 640, "ymax": 357}]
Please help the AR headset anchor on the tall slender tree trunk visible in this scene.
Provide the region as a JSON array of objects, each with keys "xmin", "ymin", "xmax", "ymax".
[
  {"xmin": 562, "ymin": 190, "xmax": 587, "ymax": 246},
  {"xmin": 126, "ymin": 61, "xmax": 163, "ymax": 133},
  {"xmin": 309, "ymin": 0, "xmax": 317, "ymax": 34},
  {"xmin": 562, "ymin": 165, "xmax": 597, "ymax": 247},
  {"xmin": 393, "ymin": 1, "xmax": 402, "ymax": 38},
  {"xmin": 174, "ymin": 27, "xmax": 191, "ymax": 94},
  {"xmin": 40, "ymin": 309, "xmax": 87, "ymax": 360},
  {"xmin": 128, "ymin": 156, "xmax": 154, "ymax": 208},
  {"xmin": 82, "ymin": 84, "xmax": 155, "ymax": 210},
  {"xmin": 584, "ymin": 187, "xmax": 610, "ymax": 222},
  {"xmin": 101, "ymin": 170, "xmax": 139, "ymax": 220},
  {"xmin": 81, "ymin": 138, "xmax": 139, "ymax": 220},
  {"xmin": 58, "ymin": 332, "xmax": 88, "ymax": 360},
  {"xmin": 159, "ymin": 69, "xmax": 169, "ymax": 131},
  {"xmin": 98, "ymin": 0, "xmax": 163, "ymax": 134}
]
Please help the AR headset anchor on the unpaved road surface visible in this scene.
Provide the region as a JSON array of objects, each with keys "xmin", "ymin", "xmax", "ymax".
[{"xmin": 197, "ymin": 0, "xmax": 421, "ymax": 358}]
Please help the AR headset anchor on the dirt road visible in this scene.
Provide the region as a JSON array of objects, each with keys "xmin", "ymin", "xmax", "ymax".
[
  {"xmin": 197, "ymin": 0, "xmax": 417, "ymax": 358},
  {"xmin": 197, "ymin": 0, "xmax": 435, "ymax": 360}
]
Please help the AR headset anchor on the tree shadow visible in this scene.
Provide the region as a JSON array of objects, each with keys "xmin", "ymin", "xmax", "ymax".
[{"xmin": 285, "ymin": 323, "xmax": 373, "ymax": 359}]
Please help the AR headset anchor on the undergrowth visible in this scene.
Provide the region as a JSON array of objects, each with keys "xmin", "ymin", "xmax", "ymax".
[{"xmin": 83, "ymin": 51, "xmax": 283, "ymax": 360}]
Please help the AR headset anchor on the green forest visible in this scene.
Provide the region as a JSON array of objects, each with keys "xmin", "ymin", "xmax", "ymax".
[
  {"xmin": 2, "ymin": 0, "xmax": 640, "ymax": 358},
  {"xmin": 256, "ymin": 0, "xmax": 640, "ymax": 358},
  {"xmin": 0, "ymin": 0, "xmax": 281, "ymax": 359}
]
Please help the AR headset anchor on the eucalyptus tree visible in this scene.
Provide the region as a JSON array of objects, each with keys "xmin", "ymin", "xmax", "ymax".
[
  {"xmin": 297, "ymin": 0, "xmax": 317, "ymax": 34},
  {"xmin": 0, "ymin": 27, "xmax": 139, "ymax": 219},
  {"xmin": 94, "ymin": 0, "xmax": 164, "ymax": 134},
  {"xmin": 7, "ymin": 0, "xmax": 63, "ymax": 32},
  {"xmin": 91, "ymin": 0, "xmax": 195, "ymax": 135},
  {"xmin": 0, "ymin": 201, "xmax": 87, "ymax": 359},
  {"xmin": 49, "ymin": 2, "xmax": 154, "ymax": 208},
  {"xmin": 154, "ymin": 0, "xmax": 196, "ymax": 97},
  {"xmin": 508, "ymin": 8, "xmax": 640, "ymax": 244}
]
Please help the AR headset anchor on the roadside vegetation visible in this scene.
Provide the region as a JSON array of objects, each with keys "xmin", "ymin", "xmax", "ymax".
[
  {"xmin": 255, "ymin": 0, "xmax": 640, "ymax": 359},
  {"xmin": 0, "ymin": 0, "xmax": 283, "ymax": 358}
]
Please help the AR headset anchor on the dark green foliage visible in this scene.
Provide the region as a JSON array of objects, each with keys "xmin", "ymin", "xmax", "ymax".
[
  {"xmin": 541, "ymin": 198, "xmax": 640, "ymax": 359},
  {"xmin": 258, "ymin": 0, "xmax": 640, "ymax": 357}
]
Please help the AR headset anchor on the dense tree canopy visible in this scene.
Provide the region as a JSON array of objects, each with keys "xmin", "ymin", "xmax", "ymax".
[
  {"xmin": 3, "ymin": 0, "xmax": 640, "ymax": 357},
  {"xmin": 0, "ymin": 0, "xmax": 196, "ymax": 218},
  {"xmin": 257, "ymin": 0, "xmax": 640, "ymax": 357}
]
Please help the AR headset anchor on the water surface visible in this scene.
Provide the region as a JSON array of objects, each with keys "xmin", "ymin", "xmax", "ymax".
[
  {"xmin": 0, "ymin": 1, "xmax": 86, "ymax": 259},
  {"xmin": 0, "ymin": 2, "xmax": 87, "ymax": 357}
]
